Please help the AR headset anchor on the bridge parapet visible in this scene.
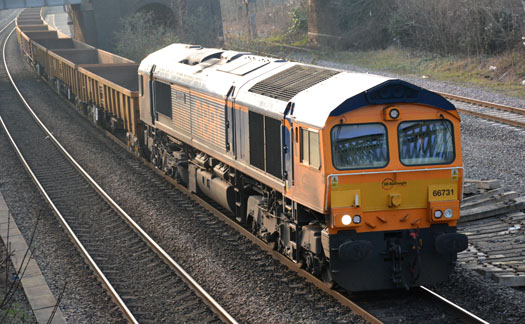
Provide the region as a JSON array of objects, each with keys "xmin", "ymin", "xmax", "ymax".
[{"xmin": 1, "ymin": 0, "xmax": 83, "ymax": 10}]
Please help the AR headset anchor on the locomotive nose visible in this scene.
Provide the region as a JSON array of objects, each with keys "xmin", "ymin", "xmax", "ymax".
[
  {"xmin": 435, "ymin": 232, "xmax": 468, "ymax": 255},
  {"xmin": 338, "ymin": 240, "xmax": 374, "ymax": 261}
]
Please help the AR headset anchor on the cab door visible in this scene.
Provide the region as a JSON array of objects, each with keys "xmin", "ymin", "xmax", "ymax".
[
  {"xmin": 225, "ymin": 86, "xmax": 236, "ymax": 158},
  {"xmin": 282, "ymin": 118, "xmax": 294, "ymax": 192}
]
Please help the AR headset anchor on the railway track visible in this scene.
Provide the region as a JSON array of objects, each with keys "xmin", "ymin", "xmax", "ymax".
[
  {"xmin": 440, "ymin": 92, "xmax": 525, "ymax": 129},
  {"xmin": 352, "ymin": 285, "xmax": 490, "ymax": 323},
  {"xmin": 139, "ymin": 160, "xmax": 491, "ymax": 323},
  {"xmin": 418, "ymin": 286, "xmax": 489, "ymax": 324},
  {"xmin": 1, "ymin": 25, "xmax": 237, "ymax": 324},
  {"xmin": 3, "ymin": 16, "xmax": 495, "ymax": 322}
]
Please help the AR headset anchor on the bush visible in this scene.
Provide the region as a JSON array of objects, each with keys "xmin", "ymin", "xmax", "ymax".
[
  {"xmin": 114, "ymin": 11, "xmax": 179, "ymax": 62},
  {"xmin": 288, "ymin": 5, "xmax": 308, "ymax": 35},
  {"xmin": 181, "ymin": 1, "xmax": 224, "ymax": 47},
  {"xmin": 389, "ymin": 0, "xmax": 524, "ymax": 55},
  {"xmin": 335, "ymin": 0, "xmax": 397, "ymax": 50}
]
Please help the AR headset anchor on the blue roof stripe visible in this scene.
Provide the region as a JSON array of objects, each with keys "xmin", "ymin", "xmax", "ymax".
[{"xmin": 329, "ymin": 80, "xmax": 456, "ymax": 116}]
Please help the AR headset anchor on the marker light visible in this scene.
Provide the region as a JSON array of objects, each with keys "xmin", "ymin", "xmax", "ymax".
[
  {"xmin": 434, "ymin": 210, "xmax": 443, "ymax": 219},
  {"xmin": 389, "ymin": 108, "xmax": 400, "ymax": 119},
  {"xmin": 444, "ymin": 209, "xmax": 453, "ymax": 219},
  {"xmin": 353, "ymin": 215, "xmax": 362, "ymax": 224},
  {"xmin": 341, "ymin": 215, "xmax": 352, "ymax": 225}
]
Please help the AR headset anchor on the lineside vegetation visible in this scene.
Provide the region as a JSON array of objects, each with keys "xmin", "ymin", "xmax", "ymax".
[
  {"xmin": 221, "ymin": 0, "xmax": 524, "ymax": 94},
  {"xmin": 114, "ymin": 11, "xmax": 179, "ymax": 62}
]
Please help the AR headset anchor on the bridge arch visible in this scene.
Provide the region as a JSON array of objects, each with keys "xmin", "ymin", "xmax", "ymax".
[
  {"xmin": 69, "ymin": 0, "xmax": 222, "ymax": 50},
  {"xmin": 129, "ymin": 0, "xmax": 178, "ymax": 27}
]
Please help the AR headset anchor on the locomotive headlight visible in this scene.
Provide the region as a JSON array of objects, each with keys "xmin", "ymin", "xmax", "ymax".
[
  {"xmin": 352, "ymin": 215, "xmax": 362, "ymax": 224},
  {"xmin": 341, "ymin": 215, "xmax": 352, "ymax": 225},
  {"xmin": 434, "ymin": 210, "xmax": 443, "ymax": 219},
  {"xmin": 444, "ymin": 208, "xmax": 453, "ymax": 219},
  {"xmin": 389, "ymin": 108, "xmax": 400, "ymax": 119}
]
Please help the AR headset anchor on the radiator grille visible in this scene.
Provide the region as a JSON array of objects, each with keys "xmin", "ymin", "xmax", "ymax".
[
  {"xmin": 249, "ymin": 65, "xmax": 340, "ymax": 101},
  {"xmin": 172, "ymin": 89, "xmax": 191, "ymax": 134},
  {"xmin": 190, "ymin": 95, "xmax": 226, "ymax": 150},
  {"xmin": 172, "ymin": 88, "xmax": 226, "ymax": 150}
]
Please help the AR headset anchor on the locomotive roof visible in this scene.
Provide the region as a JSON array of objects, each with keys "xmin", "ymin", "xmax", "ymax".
[{"xmin": 139, "ymin": 44, "xmax": 455, "ymax": 128}]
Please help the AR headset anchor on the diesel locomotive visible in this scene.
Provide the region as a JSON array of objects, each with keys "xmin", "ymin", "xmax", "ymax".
[{"xmin": 16, "ymin": 9, "xmax": 468, "ymax": 292}]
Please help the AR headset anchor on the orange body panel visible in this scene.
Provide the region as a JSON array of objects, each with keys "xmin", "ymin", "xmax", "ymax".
[{"xmin": 285, "ymin": 104, "xmax": 462, "ymax": 233}]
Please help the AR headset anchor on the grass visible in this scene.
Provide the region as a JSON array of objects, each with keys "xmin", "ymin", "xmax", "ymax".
[
  {"xmin": 0, "ymin": 302, "xmax": 33, "ymax": 323},
  {"xmin": 325, "ymin": 47, "xmax": 525, "ymax": 99},
  {"xmin": 226, "ymin": 35, "xmax": 525, "ymax": 100}
]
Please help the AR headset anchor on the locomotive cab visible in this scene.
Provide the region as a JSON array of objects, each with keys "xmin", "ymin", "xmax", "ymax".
[{"xmin": 318, "ymin": 81, "xmax": 468, "ymax": 291}]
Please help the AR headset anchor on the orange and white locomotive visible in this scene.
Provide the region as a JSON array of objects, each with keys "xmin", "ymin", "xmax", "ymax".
[
  {"xmin": 137, "ymin": 44, "xmax": 468, "ymax": 291},
  {"xmin": 15, "ymin": 9, "xmax": 467, "ymax": 292}
]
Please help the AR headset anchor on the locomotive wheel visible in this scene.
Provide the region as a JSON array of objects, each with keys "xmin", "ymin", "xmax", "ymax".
[
  {"xmin": 250, "ymin": 218, "xmax": 258, "ymax": 234},
  {"xmin": 321, "ymin": 267, "xmax": 334, "ymax": 289},
  {"xmin": 267, "ymin": 232, "xmax": 279, "ymax": 250},
  {"xmin": 132, "ymin": 147, "xmax": 139, "ymax": 157},
  {"xmin": 267, "ymin": 240, "xmax": 276, "ymax": 250}
]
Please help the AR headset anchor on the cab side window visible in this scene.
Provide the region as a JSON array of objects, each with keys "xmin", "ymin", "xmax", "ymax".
[
  {"xmin": 138, "ymin": 75, "xmax": 144, "ymax": 96},
  {"xmin": 300, "ymin": 128, "xmax": 321, "ymax": 169}
]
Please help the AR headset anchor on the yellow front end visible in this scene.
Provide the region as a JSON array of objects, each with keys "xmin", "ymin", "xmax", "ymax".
[
  {"xmin": 330, "ymin": 168, "xmax": 462, "ymax": 233},
  {"xmin": 320, "ymin": 103, "xmax": 467, "ymax": 291},
  {"xmin": 324, "ymin": 103, "xmax": 463, "ymax": 234}
]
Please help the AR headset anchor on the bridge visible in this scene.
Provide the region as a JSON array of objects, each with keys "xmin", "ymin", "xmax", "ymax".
[
  {"xmin": 0, "ymin": 0, "xmax": 82, "ymax": 10},
  {"xmin": 69, "ymin": 0, "xmax": 222, "ymax": 51},
  {"xmin": 6, "ymin": 0, "xmax": 336, "ymax": 51},
  {"xmin": 4, "ymin": 0, "xmax": 223, "ymax": 52}
]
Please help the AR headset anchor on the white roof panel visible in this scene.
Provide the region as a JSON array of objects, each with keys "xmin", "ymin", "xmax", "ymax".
[
  {"xmin": 290, "ymin": 72, "xmax": 392, "ymax": 127},
  {"xmin": 139, "ymin": 43, "xmax": 393, "ymax": 128}
]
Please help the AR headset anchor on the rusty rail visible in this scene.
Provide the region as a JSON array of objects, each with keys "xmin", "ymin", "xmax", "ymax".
[{"xmin": 438, "ymin": 92, "xmax": 525, "ymax": 128}]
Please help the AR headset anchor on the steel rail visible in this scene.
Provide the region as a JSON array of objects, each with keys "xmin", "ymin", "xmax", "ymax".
[
  {"xmin": 454, "ymin": 106, "xmax": 525, "ymax": 128},
  {"xmin": 419, "ymin": 286, "xmax": 490, "ymax": 324},
  {"xmin": 439, "ymin": 92, "xmax": 525, "ymax": 116},
  {"xmin": 438, "ymin": 92, "xmax": 525, "ymax": 128},
  {"xmin": 1, "ymin": 26, "xmax": 139, "ymax": 324},
  {"xmin": 3, "ymin": 27, "xmax": 238, "ymax": 324},
  {"xmin": 0, "ymin": 17, "xmax": 15, "ymax": 34},
  {"xmin": 439, "ymin": 91, "xmax": 525, "ymax": 128}
]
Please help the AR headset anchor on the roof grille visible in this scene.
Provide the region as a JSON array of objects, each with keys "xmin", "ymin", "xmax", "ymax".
[{"xmin": 249, "ymin": 65, "xmax": 340, "ymax": 101}]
